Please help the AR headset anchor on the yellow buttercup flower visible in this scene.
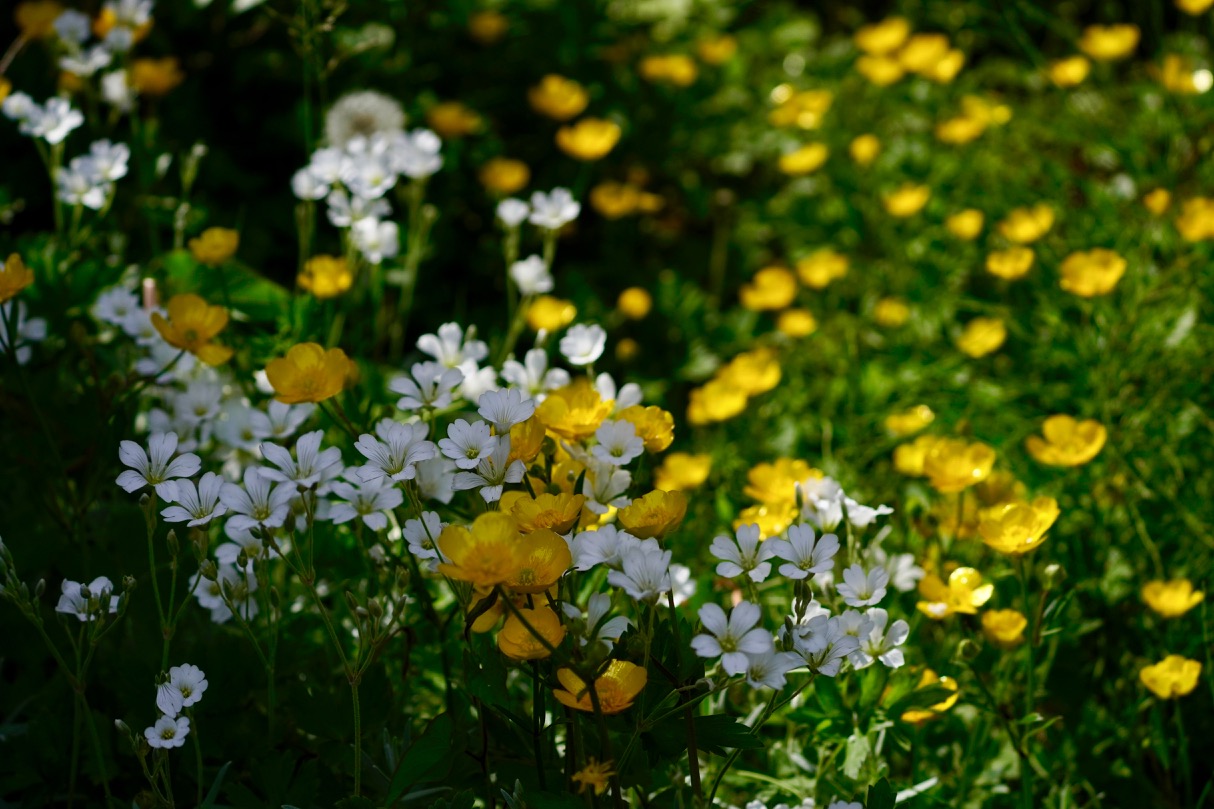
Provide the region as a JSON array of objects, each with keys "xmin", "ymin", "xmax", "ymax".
[
  {"xmin": 778, "ymin": 143, "xmax": 829, "ymax": 176},
  {"xmin": 508, "ymin": 415, "xmax": 547, "ymax": 464},
  {"xmin": 498, "ymin": 605, "xmax": 566, "ymax": 660},
  {"xmin": 1142, "ymin": 579, "xmax": 1204, "ymax": 618},
  {"xmin": 1157, "ymin": 54, "xmax": 1204, "ymax": 94},
  {"xmin": 978, "ymin": 497, "xmax": 1060, "ymax": 555},
  {"xmin": 898, "ymin": 33, "xmax": 950, "ymax": 73},
  {"xmin": 188, "ymin": 228, "xmax": 239, "ymax": 266},
  {"xmin": 298, "ymin": 255, "xmax": 353, "ymax": 299},
  {"xmin": 0, "ymin": 254, "xmax": 34, "ymax": 303},
  {"xmin": 1048, "ymin": 55, "xmax": 1090, "ymax": 87},
  {"xmin": 1059, "ymin": 249, "xmax": 1126, "ymax": 297},
  {"xmin": 874, "ymin": 297, "xmax": 910, "ymax": 327},
  {"xmin": 1025, "ymin": 415, "xmax": 1107, "ymax": 467},
  {"xmin": 1178, "ymin": 0, "xmax": 1214, "ymax": 14},
  {"xmin": 740, "ymin": 267, "xmax": 798, "ymax": 310},
  {"xmin": 768, "ymin": 89, "xmax": 833, "ymax": 129},
  {"xmin": 1175, "ymin": 197, "xmax": 1214, "ymax": 241},
  {"xmin": 591, "ymin": 182, "xmax": 642, "ymax": 219},
  {"xmin": 917, "ymin": 567, "xmax": 995, "ymax": 618},
  {"xmin": 686, "ymin": 380, "xmax": 748, "ymax": 425},
  {"xmin": 777, "ymin": 308, "xmax": 817, "ymax": 337},
  {"xmin": 553, "ymin": 660, "xmax": 647, "ymax": 714},
  {"xmin": 653, "ymin": 453, "xmax": 711, "ymax": 492},
  {"xmin": 638, "ymin": 54, "xmax": 698, "ymax": 86},
  {"xmin": 900, "ymin": 669, "xmax": 960, "ymax": 724},
  {"xmin": 982, "ymin": 609, "xmax": 1027, "ymax": 648},
  {"xmin": 130, "ymin": 57, "xmax": 184, "ymax": 96},
  {"xmin": 946, "ymin": 209, "xmax": 984, "ymax": 240},
  {"xmin": 733, "ymin": 504, "xmax": 796, "ymax": 540},
  {"xmin": 849, "ymin": 134, "xmax": 881, "ymax": 166},
  {"xmin": 1079, "ymin": 24, "xmax": 1140, "ymax": 61},
  {"xmin": 616, "ymin": 337, "xmax": 640, "ymax": 361},
  {"xmin": 854, "ymin": 17, "xmax": 910, "ymax": 55},
  {"xmin": 535, "ymin": 378, "xmax": 613, "ymax": 440},
  {"xmin": 1140, "ymin": 656, "xmax": 1202, "ymax": 699},
  {"xmin": 426, "ymin": 101, "xmax": 482, "ymax": 138},
  {"xmin": 556, "ymin": 118, "xmax": 621, "ymax": 161},
  {"xmin": 795, "ymin": 248, "xmax": 848, "ymax": 289},
  {"xmin": 883, "ymin": 184, "xmax": 931, "ymax": 217},
  {"xmin": 617, "ymin": 405, "xmax": 675, "ymax": 453},
  {"xmin": 506, "ymin": 530, "xmax": 573, "ymax": 594},
  {"xmin": 14, "ymin": 1, "xmax": 63, "ymax": 38},
  {"xmin": 893, "ymin": 435, "xmax": 939, "ymax": 477},
  {"xmin": 935, "ymin": 116, "xmax": 986, "ymax": 145},
  {"xmin": 885, "ymin": 405, "xmax": 934, "ymax": 437},
  {"xmin": 960, "ymin": 95, "xmax": 1012, "ymax": 126},
  {"xmin": 744, "ymin": 458, "xmax": 822, "ymax": 506},
  {"xmin": 526, "ymin": 296, "xmax": 577, "ymax": 331},
  {"xmin": 511, "ymin": 493, "xmax": 586, "ymax": 535},
  {"xmin": 618, "ymin": 490, "xmax": 687, "ymax": 539},
  {"xmin": 924, "ymin": 438, "xmax": 995, "ymax": 493},
  {"xmin": 151, "ymin": 294, "xmax": 233, "ymax": 366},
  {"xmin": 529, "ymin": 75, "xmax": 588, "ymax": 121},
  {"xmin": 998, "ymin": 204, "xmax": 1054, "ymax": 243},
  {"xmin": 617, "ymin": 287, "xmax": 652, "ymax": 319},
  {"xmin": 956, "ymin": 317, "xmax": 1006, "ymax": 358},
  {"xmin": 923, "ymin": 49, "xmax": 966, "ymax": 83},
  {"xmin": 986, "ymin": 247, "xmax": 1034, "ymax": 280},
  {"xmin": 0, "ymin": 78, "xmax": 11, "ymax": 106},
  {"xmin": 437, "ymin": 512, "xmax": 523, "ymax": 588},
  {"xmin": 696, "ymin": 35, "xmax": 737, "ymax": 65},
  {"xmin": 572, "ymin": 758, "xmax": 615, "ymax": 796},
  {"xmin": 479, "ymin": 158, "xmax": 530, "ymax": 195},
  {"xmin": 856, "ymin": 55, "xmax": 905, "ymax": 86},
  {"xmin": 264, "ymin": 342, "xmax": 351, "ymax": 403},
  {"xmin": 718, "ymin": 348, "xmax": 781, "ymax": 396},
  {"xmin": 1143, "ymin": 188, "xmax": 1171, "ymax": 215},
  {"xmin": 467, "ymin": 10, "xmax": 508, "ymax": 44}
]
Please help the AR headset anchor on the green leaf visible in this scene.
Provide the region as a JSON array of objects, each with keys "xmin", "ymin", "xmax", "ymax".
[
  {"xmin": 866, "ymin": 777, "xmax": 896, "ymax": 809},
  {"xmin": 203, "ymin": 762, "xmax": 232, "ymax": 806},
  {"xmin": 387, "ymin": 712, "xmax": 455, "ymax": 801},
  {"xmin": 163, "ymin": 249, "xmax": 290, "ymax": 323},
  {"xmin": 692, "ymin": 714, "xmax": 765, "ymax": 756},
  {"xmin": 843, "ymin": 731, "xmax": 871, "ymax": 780}
]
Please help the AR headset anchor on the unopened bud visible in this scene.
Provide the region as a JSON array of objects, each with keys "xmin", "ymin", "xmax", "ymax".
[
  {"xmin": 166, "ymin": 530, "xmax": 179, "ymax": 558},
  {"xmin": 1043, "ymin": 563, "xmax": 1067, "ymax": 589},
  {"xmin": 344, "ymin": 591, "xmax": 360, "ymax": 614},
  {"xmin": 199, "ymin": 560, "xmax": 218, "ymax": 581},
  {"xmin": 956, "ymin": 638, "xmax": 981, "ymax": 661},
  {"xmin": 236, "ymin": 550, "xmax": 249, "ymax": 570},
  {"xmin": 368, "ymin": 599, "xmax": 383, "ymax": 620},
  {"xmin": 192, "ymin": 530, "xmax": 209, "ymax": 561},
  {"xmin": 122, "ymin": 575, "xmax": 137, "ymax": 592},
  {"xmin": 34, "ymin": 578, "xmax": 46, "ymax": 599},
  {"xmin": 114, "ymin": 719, "xmax": 130, "ymax": 735}
]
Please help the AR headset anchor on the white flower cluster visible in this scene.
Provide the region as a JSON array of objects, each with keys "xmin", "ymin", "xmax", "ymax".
[
  {"xmin": 55, "ymin": 576, "xmax": 121, "ymax": 622},
  {"xmin": 144, "ymin": 663, "xmax": 207, "ymax": 750}
]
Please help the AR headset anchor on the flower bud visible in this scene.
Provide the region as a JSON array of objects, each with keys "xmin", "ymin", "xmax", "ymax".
[
  {"xmin": 34, "ymin": 578, "xmax": 45, "ymax": 599},
  {"xmin": 236, "ymin": 550, "xmax": 249, "ymax": 570},
  {"xmin": 199, "ymin": 560, "xmax": 218, "ymax": 581},
  {"xmin": 956, "ymin": 638, "xmax": 982, "ymax": 661},
  {"xmin": 1043, "ymin": 563, "xmax": 1067, "ymax": 589},
  {"xmin": 368, "ymin": 598, "xmax": 384, "ymax": 620},
  {"xmin": 139, "ymin": 493, "xmax": 151, "ymax": 509},
  {"xmin": 122, "ymin": 575, "xmax": 137, "ymax": 592},
  {"xmin": 166, "ymin": 529, "xmax": 179, "ymax": 558},
  {"xmin": 344, "ymin": 591, "xmax": 360, "ymax": 614}
]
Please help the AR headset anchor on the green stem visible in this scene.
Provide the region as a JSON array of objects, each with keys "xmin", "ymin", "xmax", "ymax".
[{"xmin": 1017, "ymin": 557, "xmax": 1036, "ymax": 809}]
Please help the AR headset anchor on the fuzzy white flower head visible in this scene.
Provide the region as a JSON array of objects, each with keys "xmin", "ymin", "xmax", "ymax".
[
  {"xmin": 351, "ymin": 218, "xmax": 399, "ymax": 264},
  {"xmin": 100, "ymin": 71, "xmax": 133, "ymax": 111},
  {"xmin": 457, "ymin": 362, "xmax": 498, "ymax": 402},
  {"xmin": 325, "ymin": 90, "xmax": 406, "ymax": 147},
  {"xmin": 710, "ymin": 524, "xmax": 776, "ymax": 583},
  {"xmin": 20, "ymin": 97, "xmax": 84, "ymax": 144},
  {"xmin": 528, "ymin": 187, "xmax": 580, "ymax": 230},
  {"xmin": 341, "ymin": 153, "xmax": 397, "ymax": 200},
  {"xmin": 54, "ymin": 10, "xmax": 92, "ymax": 44},
  {"xmin": 497, "ymin": 198, "xmax": 530, "ymax": 228},
  {"xmin": 670, "ymin": 563, "xmax": 697, "ymax": 606},
  {"xmin": 191, "ymin": 562, "xmax": 258, "ymax": 624},
  {"xmin": 560, "ymin": 324, "xmax": 607, "ymax": 366},
  {"xmin": 84, "ymin": 140, "xmax": 131, "ymax": 182},
  {"xmin": 591, "ymin": 420, "xmax": 644, "ymax": 467},
  {"xmin": 116, "ymin": 432, "xmax": 202, "ymax": 502},
  {"xmin": 292, "ymin": 166, "xmax": 330, "ymax": 200},
  {"xmin": 881, "ymin": 551, "xmax": 925, "ymax": 593},
  {"xmin": 258, "ymin": 430, "xmax": 344, "ymax": 492},
  {"xmin": 744, "ymin": 648, "xmax": 803, "ymax": 691},
  {"xmin": 835, "ymin": 564, "xmax": 889, "ymax": 608},
  {"xmin": 690, "ymin": 601, "xmax": 774, "ymax": 676},
  {"xmin": 390, "ymin": 361, "xmax": 464, "ymax": 411},
  {"xmin": 57, "ymin": 165, "xmax": 109, "ymax": 210},
  {"xmin": 501, "ymin": 348, "xmax": 569, "ymax": 401},
  {"xmin": 59, "ymin": 44, "xmax": 113, "ymax": 78},
  {"xmin": 402, "ymin": 511, "xmax": 445, "ymax": 565},
  {"xmin": 477, "ymin": 387, "xmax": 536, "ymax": 433},
  {"xmin": 417, "ymin": 322, "xmax": 489, "ymax": 369},
  {"xmin": 326, "ymin": 187, "xmax": 391, "ymax": 228},
  {"xmin": 161, "ymin": 472, "xmax": 228, "ymax": 527},
  {"xmin": 606, "ymin": 545, "xmax": 672, "ymax": 603},
  {"xmin": 593, "ymin": 372, "xmax": 643, "ymax": 412},
  {"xmin": 509, "ymin": 255, "xmax": 554, "ymax": 296},
  {"xmin": 2, "ymin": 92, "xmax": 38, "ymax": 121},
  {"xmin": 768, "ymin": 524, "xmax": 839, "ymax": 580},
  {"xmin": 354, "ymin": 419, "xmax": 437, "ymax": 484},
  {"xmin": 414, "ymin": 457, "xmax": 456, "ymax": 504},
  {"xmin": 145, "ymin": 716, "xmax": 190, "ymax": 750},
  {"xmin": 439, "ymin": 419, "xmax": 498, "ymax": 470}
]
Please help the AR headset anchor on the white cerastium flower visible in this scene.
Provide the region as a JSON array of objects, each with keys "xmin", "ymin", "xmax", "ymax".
[
  {"xmin": 329, "ymin": 470, "xmax": 404, "ymax": 531},
  {"xmin": 744, "ymin": 648, "xmax": 803, "ymax": 691},
  {"xmin": 161, "ymin": 472, "xmax": 228, "ymax": 527},
  {"xmin": 220, "ymin": 467, "xmax": 293, "ymax": 532},
  {"xmin": 353, "ymin": 419, "xmax": 437, "ymax": 484},
  {"xmin": 501, "ymin": 348, "xmax": 569, "ymax": 401},
  {"xmin": 417, "ymin": 322, "xmax": 489, "ymax": 370},
  {"xmin": 55, "ymin": 577, "xmax": 119, "ymax": 621},
  {"xmin": 477, "ymin": 388, "xmax": 536, "ymax": 433},
  {"xmin": 606, "ymin": 545, "xmax": 672, "ymax": 603},
  {"xmin": 496, "ymin": 198, "xmax": 530, "ymax": 228},
  {"xmin": 156, "ymin": 664, "xmax": 209, "ymax": 717},
  {"xmin": 591, "ymin": 420, "xmax": 644, "ymax": 467},
  {"xmin": 116, "ymin": 432, "xmax": 201, "ymax": 502},
  {"xmin": 690, "ymin": 601, "xmax": 774, "ymax": 676},
  {"xmin": 259, "ymin": 430, "xmax": 343, "ymax": 491},
  {"xmin": 710, "ymin": 523, "xmax": 776, "ymax": 583},
  {"xmin": 451, "ymin": 438, "xmax": 524, "ymax": 502},
  {"xmin": 528, "ymin": 187, "xmax": 580, "ymax": 230},
  {"xmin": 559, "ymin": 324, "xmax": 606, "ymax": 366},
  {"xmin": 144, "ymin": 715, "xmax": 190, "ymax": 750},
  {"xmin": 850, "ymin": 608, "xmax": 909, "ymax": 670},
  {"xmin": 390, "ymin": 361, "xmax": 464, "ymax": 411},
  {"xmin": 792, "ymin": 614, "xmax": 860, "ymax": 677},
  {"xmin": 835, "ymin": 563, "xmax": 890, "ymax": 608},
  {"xmin": 509, "ymin": 255, "xmax": 553, "ymax": 296},
  {"xmin": 768, "ymin": 524, "xmax": 839, "ymax": 580},
  {"xmin": 439, "ymin": 419, "xmax": 498, "ymax": 470}
]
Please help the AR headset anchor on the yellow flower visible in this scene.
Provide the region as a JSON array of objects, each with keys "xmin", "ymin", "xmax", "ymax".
[
  {"xmin": 733, "ymin": 504, "xmax": 797, "ymax": 540},
  {"xmin": 479, "ymin": 158, "xmax": 530, "ymax": 195},
  {"xmin": 855, "ymin": 55, "xmax": 905, "ymax": 86},
  {"xmin": 437, "ymin": 512, "xmax": 523, "ymax": 588},
  {"xmin": 0, "ymin": 254, "xmax": 34, "ymax": 303},
  {"xmin": 14, "ymin": 1, "xmax": 63, "ymax": 38},
  {"xmin": 739, "ymin": 267, "xmax": 798, "ymax": 310},
  {"xmin": 923, "ymin": 50, "xmax": 966, "ymax": 83},
  {"xmin": 923, "ymin": 438, "xmax": 996, "ymax": 493},
  {"xmin": 1140, "ymin": 655, "xmax": 1202, "ymax": 699},
  {"xmin": 1142, "ymin": 579, "xmax": 1205, "ymax": 618},
  {"xmin": 998, "ymin": 204, "xmax": 1054, "ymax": 243},
  {"xmin": 526, "ymin": 296, "xmax": 577, "ymax": 331},
  {"xmin": 686, "ymin": 380, "xmax": 748, "ymax": 425},
  {"xmin": 511, "ymin": 493, "xmax": 586, "ymax": 535},
  {"xmin": 572, "ymin": 758, "xmax": 615, "ymax": 796},
  {"xmin": 744, "ymin": 458, "xmax": 822, "ymax": 506},
  {"xmin": 696, "ymin": 35, "xmax": 737, "ymax": 65},
  {"xmin": 956, "ymin": 317, "xmax": 1006, "ymax": 358},
  {"xmin": 298, "ymin": 255, "xmax": 354, "ymax": 299},
  {"xmin": 898, "ymin": 33, "xmax": 951, "ymax": 73},
  {"xmin": 1178, "ymin": 0, "xmax": 1214, "ymax": 14},
  {"xmin": 617, "ymin": 287, "xmax": 652, "ymax": 319},
  {"xmin": 553, "ymin": 660, "xmax": 648, "ymax": 714},
  {"xmin": 130, "ymin": 57, "xmax": 184, "ymax": 96},
  {"xmin": 556, "ymin": 118, "xmax": 621, "ymax": 161},
  {"xmin": 883, "ymin": 184, "xmax": 931, "ymax": 217},
  {"xmin": 935, "ymin": 116, "xmax": 986, "ymax": 145},
  {"xmin": 1079, "ymin": 24, "xmax": 1140, "ymax": 61},
  {"xmin": 1176, "ymin": 197, "xmax": 1214, "ymax": 241},
  {"xmin": 1157, "ymin": 54, "xmax": 1203, "ymax": 94},
  {"xmin": 1048, "ymin": 55, "xmax": 1091, "ymax": 87},
  {"xmin": 426, "ymin": 101, "xmax": 482, "ymax": 138},
  {"xmin": 535, "ymin": 379, "xmax": 614, "ymax": 440},
  {"xmin": 616, "ymin": 337, "xmax": 640, "ymax": 361},
  {"xmin": 94, "ymin": 6, "xmax": 153, "ymax": 41},
  {"xmin": 874, "ymin": 297, "xmax": 910, "ymax": 327},
  {"xmin": 917, "ymin": 567, "xmax": 995, "ymax": 618},
  {"xmin": 777, "ymin": 308, "xmax": 817, "ymax": 337},
  {"xmin": 961, "ymin": 95, "xmax": 1012, "ymax": 126},
  {"xmin": 0, "ymin": 78, "xmax": 11, "ymax": 105},
  {"xmin": 946, "ymin": 209, "xmax": 984, "ymax": 240},
  {"xmin": 264, "ymin": 342, "xmax": 351, "ymax": 403},
  {"xmin": 1059, "ymin": 249, "xmax": 1126, "ymax": 297},
  {"xmin": 151, "ymin": 294, "xmax": 233, "ymax": 365},
  {"xmin": 885, "ymin": 405, "xmax": 934, "ymax": 437},
  {"xmin": 498, "ymin": 605, "xmax": 566, "ymax": 660},
  {"xmin": 985, "ymin": 247, "xmax": 1034, "ymax": 280},
  {"xmin": 718, "ymin": 348, "xmax": 781, "ymax": 396},
  {"xmin": 638, "ymin": 54, "xmax": 698, "ymax": 87},
  {"xmin": 506, "ymin": 530, "xmax": 573, "ymax": 594},
  {"xmin": 849, "ymin": 134, "xmax": 881, "ymax": 166},
  {"xmin": 1025, "ymin": 415, "xmax": 1107, "ymax": 467},
  {"xmin": 978, "ymin": 497, "xmax": 1060, "ymax": 555},
  {"xmin": 653, "ymin": 453, "xmax": 712, "ymax": 492},
  {"xmin": 778, "ymin": 144, "xmax": 829, "ymax": 176},
  {"xmin": 618, "ymin": 490, "xmax": 687, "ymax": 540},
  {"xmin": 528, "ymin": 75, "xmax": 588, "ymax": 121},
  {"xmin": 617, "ymin": 405, "xmax": 675, "ymax": 453},
  {"xmin": 768, "ymin": 89, "xmax": 833, "ymax": 129},
  {"xmin": 982, "ymin": 609, "xmax": 1027, "ymax": 648},
  {"xmin": 893, "ymin": 435, "xmax": 939, "ymax": 476},
  {"xmin": 591, "ymin": 182, "xmax": 643, "ymax": 219},
  {"xmin": 1143, "ymin": 188, "xmax": 1171, "ymax": 215},
  {"xmin": 188, "ymin": 228, "xmax": 239, "ymax": 266},
  {"xmin": 795, "ymin": 248, "xmax": 848, "ymax": 289},
  {"xmin": 467, "ymin": 10, "xmax": 508, "ymax": 44},
  {"xmin": 854, "ymin": 17, "xmax": 911, "ymax": 55},
  {"xmin": 900, "ymin": 669, "xmax": 960, "ymax": 723}
]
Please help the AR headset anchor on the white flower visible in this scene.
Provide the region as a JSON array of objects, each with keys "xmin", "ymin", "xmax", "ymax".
[
  {"xmin": 116, "ymin": 432, "xmax": 201, "ymax": 502},
  {"xmin": 836, "ymin": 609, "xmax": 874, "ymax": 643},
  {"xmin": 54, "ymin": 10, "xmax": 92, "ymax": 44},
  {"xmin": 457, "ymin": 362, "xmax": 498, "ymax": 402},
  {"xmin": 156, "ymin": 682, "xmax": 184, "ymax": 718},
  {"xmin": 100, "ymin": 70, "xmax": 133, "ymax": 111},
  {"xmin": 161, "ymin": 473, "xmax": 228, "ymax": 527},
  {"xmin": 325, "ymin": 90, "xmax": 405, "ymax": 147},
  {"xmin": 835, "ymin": 564, "xmax": 889, "ymax": 608},
  {"xmin": 387, "ymin": 129, "xmax": 443, "ymax": 179},
  {"xmin": 850, "ymin": 608, "xmax": 909, "ymax": 670},
  {"xmin": 710, "ymin": 524, "xmax": 776, "ymax": 582},
  {"xmin": 390, "ymin": 361, "xmax": 463, "ymax": 411},
  {"xmin": 220, "ymin": 467, "xmax": 293, "ymax": 532},
  {"xmin": 509, "ymin": 255, "xmax": 553, "ymax": 295},
  {"xmin": 92, "ymin": 286, "xmax": 140, "ymax": 326},
  {"xmin": 329, "ymin": 471, "xmax": 404, "ymax": 531},
  {"xmin": 590, "ymin": 420, "xmax": 644, "ymax": 467},
  {"xmin": 291, "ymin": 166, "xmax": 330, "ymax": 200},
  {"xmin": 439, "ymin": 419, "xmax": 497, "ymax": 470},
  {"xmin": 768, "ymin": 524, "xmax": 839, "ymax": 580},
  {"xmin": 171, "ymin": 379, "xmax": 224, "ymax": 428},
  {"xmin": 414, "ymin": 457, "xmax": 456, "ymax": 504},
  {"xmin": 792, "ymin": 614, "xmax": 860, "ymax": 677},
  {"xmin": 104, "ymin": 0, "xmax": 153, "ymax": 30},
  {"xmin": 593, "ymin": 372, "xmax": 643, "ymax": 412},
  {"xmin": 191, "ymin": 563, "xmax": 258, "ymax": 624},
  {"xmin": 827, "ymin": 803, "xmax": 863, "ymax": 809},
  {"xmin": 157, "ymin": 664, "xmax": 209, "ymax": 717},
  {"xmin": 214, "ymin": 402, "xmax": 272, "ymax": 453},
  {"xmin": 559, "ymin": 324, "xmax": 607, "ymax": 366},
  {"xmin": 497, "ymin": 198, "xmax": 530, "ymax": 228},
  {"xmin": 264, "ymin": 400, "xmax": 316, "ymax": 440},
  {"xmin": 259, "ymin": 430, "xmax": 343, "ymax": 492},
  {"xmin": 342, "ymin": 153, "xmax": 397, "ymax": 200},
  {"xmin": 144, "ymin": 716, "xmax": 190, "ymax": 750},
  {"xmin": 875, "ymin": 550, "xmax": 924, "ymax": 593},
  {"xmin": 690, "ymin": 601, "xmax": 774, "ymax": 676},
  {"xmin": 561, "ymin": 593, "xmax": 632, "ymax": 651},
  {"xmin": 477, "ymin": 388, "xmax": 536, "ymax": 433},
  {"xmin": 83, "ymin": 140, "xmax": 130, "ymax": 182},
  {"xmin": 354, "ymin": 418, "xmax": 437, "ymax": 483},
  {"xmin": 745, "ymin": 648, "xmax": 803, "ymax": 690},
  {"xmin": 59, "ymin": 44, "xmax": 113, "ymax": 78},
  {"xmin": 57, "ymin": 165, "xmax": 109, "ymax": 210},
  {"xmin": 403, "ymin": 511, "xmax": 444, "ymax": 564},
  {"xmin": 2, "ymin": 92, "xmax": 38, "ymax": 121},
  {"xmin": 417, "ymin": 323, "xmax": 488, "ymax": 369},
  {"xmin": 55, "ymin": 577, "xmax": 118, "ymax": 621},
  {"xmin": 326, "ymin": 187, "xmax": 391, "ymax": 227},
  {"xmin": 606, "ymin": 545, "xmax": 671, "ymax": 603},
  {"xmin": 580, "ymin": 459, "xmax": 632, "ymax": 514},
  {"xmin": 670, "ymin": 563, "xmax": 697, "ymax": 606},
  {"xmin": 351, "ymin": 218, "xmax": 399, "ymax": 264},
  {"xmin": 528, "ymin": 187, "xmax": 580, "ymax": 230},
  {"xmin": 501, "ymin": 348, "xmax": 569, "ymax": 401},
  {"xmin": 845, "ymin": 498, "xmax": 894, "ymax": 528},
  {"xmin": 20, "ymin": 98, "xmax": 84, "ymax": 144},
  {"xmin": 570, "ymin": 525, "xmax": 654, "ymax": 571},
  {"xmin": 451, "ymin": 438, "xmax": 524, "ymax": 502}
]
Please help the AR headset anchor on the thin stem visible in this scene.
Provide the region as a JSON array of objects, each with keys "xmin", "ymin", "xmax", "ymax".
[
  {"xmin": 1017, "ymin": 557, "xmax": 1036, "ymax": 809},
  {"xmin": 586, "ymin": 684, "xmax": 623, "ymax": 809}
]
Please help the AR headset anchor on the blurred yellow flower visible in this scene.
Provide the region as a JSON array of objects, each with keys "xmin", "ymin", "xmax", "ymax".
[
  {"xmin": 1142, "ymin": 579, "xmax": 1204, "ymax": 618},
  {"xmin": 0, "ymin": 78, "xmax": 11, "ymax": 105},
  {"xmin": 961, "ymin": 95, "xmax": 1012, "ymax": 125},
  {"xmin": 151, "ymin": 294, "xmax": 232, "ymax": 366},
  {"xmin": 740, "ymin": 267, "xmax": 798, "ymax": 310},
  {"xmin": 591, "ymin": 182, "xmax": 643, "ymax": 219},
  {"xmin": 917, "ymin": 567, "xmax": 995, "ymax": 618},
  {"xmin": 1048, "ymin": 55, "xmax": 1091, "ymax": 87},
  {"xmin": 526, "ymin": 296, "xmax": 577, "ymax": 331},
  {"xmin": 946, "ymin": 209, "xmax": 984, "ymax": 240},
  {"xmin": 618, "ymin": 489, "xmax": 687, "ymax": 539},
  {"xmin": 1059, "ymin": 248, "xmax": 1126, "ymax": 297},
  {"xmin": 1079, "ymin": 24, "xmax": 1140, "ymax": 61},
  {"xmin": 1143, "ymin": 188, "xmax": 1171, "ymax": 215},
  {"xmin": 924, "ymin": 438, "xmax": 996, "ymax": 493},
  {"xmin": 130, "ymin": 58, "xmax": 184, "ymax": 96},
  {"xmin": 985, "ymin": 247, "xmax": 1034, "ymax": 280},
  {"xmin": 900, "ymin": 669, "xmax": 960, "ymax": 723},
  {"xmin": 935, "ymin": 116, "xmax": 985, "ymax": 144},
  {"xmin": 553, "ymin": 661, "xmax": 647, "ymax": 714},
  {"xmin": 998, "ymin": 204, "xmax": 1054, "ymax": 243},
  {"xmin": 617, "ymin": 287, "xmax": 653, "ymax": 319},
  {"xmin": 956, "ymin": 317, "xmax": 1006, "ymax": 358},
  {"xmin": 427, "ymin": 101, "xmax": 482, "ymax": 138},
  {"xmin": 264, "ymin": 342, "xmax": 351, "ymax": 403},
  {"xmin": 639, "ymin": 54, "xmax": 698, "ymax": 86},
  {"xmin": 572, "ymin": 758, "xmax": 615, "ymax": 796},
  {"xmin": 874, "ymin": 296, "xmax": 911, "ymax": 327},
  {"xmin": 479, "ymin": 157, "xmax": 530, "ymax": 195},
  {"xmin": 718, "ymin": 348, "xmax": 782, "ymax": 396},
  {"xmin": 510, "ymin": 493, "xmax": 585, "ymax": 534},
  {"xmin": 94, "ymin": 5, "xmax": 152, "ymax": 41},
  {"xmin": 437, "ymin": 512, "xmax": 522, "ymax": 587},
  {"xmin": 0, "ymin": 254, "xmax": 34, "ymax": 303},
  {"xmin": 468, "ymin": 10, "xmax": 508, "ymax": 44},
  {"xmin": 1178, "ymin": 0, "xmax": 1214, "ymax": 14},
  {"xmin": 744, "ymin": 458, "xmax": 822, "ymax": 505},
  {"xmin": 982, "ymin": 609, "xmax": 1027, "ymax": 648},
  {"xmin": 795, "ymin": 248, "xmax": 848, "ymax": 289},
  {"xmin": 536, "ymin": 379, "xmax": 613, "ymax": 440},
  {"xmin": 769, "ymin": 89, "xmax": 833, "ymax": 129},
  {"xmin": 696, "ymin": 35, "xmax": 737, "ymax": 65},
  {"xmin": 923, "ymin": 49, "xmax": 965, "ymax": 83},
  {"xmin": 506, "ymin": 530, "xmax": 573, "ymax": 594},
  {"xmin": 498, "ymin": 604, "xmax": 566, "ymax": 660},
  {"xmin": 188, "ymin": 228, "xmax": 239, "ymax": 266},
  {"xmin": 1025, "ymin": 415, "xmax": 1107, "ymax": 467},
  {"xmin": 979, "ymin": 497, "xmax": 1060, "ymax": 555},
  {"xmin": 854, "ymin": 17, "xmax": 911, "ymax": 55},
  {"xmin": 508, "ymin": 416, "xmax": 546, "ymax": 464},
  {"xmin": 298, "ymin": 255, "xmax": 353, "ymax": 299},
  {"xmin": 883, "ymin": 184, "xmax": 931, "ymax": 217},
  {"xmin": 556, "ymin": 118, "xmax": 621, "ymax": 161},
  {"xmin": 886, "ymin": 405, "xmax": 935, "ymax": 437},
  {"xmin": 893, "ymin": 435, "xmax": 938, "ymax": 476},
  {"xmin": 849, "ymin": 134, "xmax": 881, "ymax": 166},
  {"xmin": 616, "ymin": 338, "xmax": 640, "ymax": 361},
  {"xmin": 733, "ymin": 503, "xmax": 797, "ymax": 539},
  {"xmin": 777, "ymin": 308, "xmax": 817, "ymax": 337},
  {"xmin": 1175, "ymin": 197, "xmax": 1214, "ymax": 241},
  {"xmin": 687, "ymin": 380, "xmax": 748, "ymax": 425},
  {"xmin": 778, "ymin": 143, "xmax": 829, "ymax": 176},
  {"xmin": 14, "ymin": 1, "xmax": 63, "ymax": 38},
  {"xmin": 654, "ymin": 453, "xmax": 712, "ymax": 492},
  {"xmin": 1140, "ymin": 655, "xmax": 1202, "ymax": 699},
  {"xmin": 1156, "ymin": 54, "xmax": 1205, "ymax": 94},
  {"xmin": 529, "ymin": 75, "xmax": 589, "ymax": 121},
  {"xmin": 856, "ymin": 55, "xmax": 905, "ymax": 86},
  {"xmin": 898, "ymin": 33, "xmax": 950, "ymax": 72},
  {"xmin": 617, "ymin": 405, "xmax": 675, "ymax": 453}
]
